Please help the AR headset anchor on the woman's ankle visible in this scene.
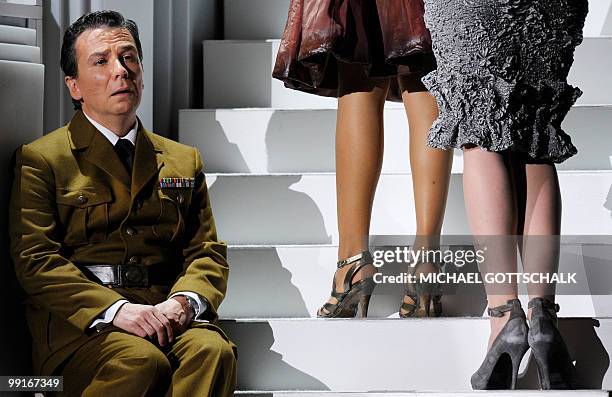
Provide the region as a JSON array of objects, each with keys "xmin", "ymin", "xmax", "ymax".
[{"xmin": 337, "ymin": 245, "xmax": 369, "ymax": 261}]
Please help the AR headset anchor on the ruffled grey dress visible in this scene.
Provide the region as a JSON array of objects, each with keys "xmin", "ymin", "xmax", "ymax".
[{"xmin": 422, "ymin": 0, "xmax": 589, "ymax": 163}]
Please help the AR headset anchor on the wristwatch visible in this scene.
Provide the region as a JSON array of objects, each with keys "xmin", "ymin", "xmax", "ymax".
[
  {"xmin": 183, "ymin": 295, "xmax": 198, "ymax": 318},
  {"xmin": 172, "ymin": 295, "xmax": 198, "ymax": 319}
]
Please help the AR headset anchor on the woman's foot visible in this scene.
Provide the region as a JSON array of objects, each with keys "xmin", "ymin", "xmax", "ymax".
[
  {"xmin": 400, "ymin": 261, "xmax": 442, "ymax": 317},
  {"xmin": 488, "ymin": 308, "xmax": 512, "ymax": 348},
  {"xmin": 471, "ymin": 299, "xmax": 529, "ymax": 390},
  {"xmin": 528, "ymin": 297, "xmax": 577, "ymax": 389},
  {"xmin": 486, "ymin": 296, "xmax": 518, "ymax": 348},
  {"xmin": 318, "ymin": 251, "xmax": 378, "ymax": 317}
]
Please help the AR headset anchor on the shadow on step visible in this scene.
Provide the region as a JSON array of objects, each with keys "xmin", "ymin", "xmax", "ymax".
[
  {"xmin": 208, "ymin": 174, "xmax": 332, "ymax": 245},
  {"xmin": 517, "ymin": 318, "xmax": 610, "ymax": 389},
  {"xmin": 223, "ymin": 321, "xmax": 330, "ymax": 391},
  {"xmin": 265, "ymin": 110, "xmax": 335, "ymax": 173},
  {"xmin": 193, "ymin": 116, "xmax": 251, "ymax": 173},
  {"xmin": 223, "ymin": 247, "xmax": 311, "ymax": 317}
]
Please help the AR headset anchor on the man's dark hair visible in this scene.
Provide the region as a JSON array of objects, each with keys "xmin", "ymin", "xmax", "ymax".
[{"xmin": 60, "ymin": 10, "xmax": 143, "ymax": 110}]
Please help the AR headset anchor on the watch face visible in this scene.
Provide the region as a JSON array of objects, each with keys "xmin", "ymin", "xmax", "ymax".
[{"xmin": 185, "ymin": 296, "xmax": 198, "ymax": 316}]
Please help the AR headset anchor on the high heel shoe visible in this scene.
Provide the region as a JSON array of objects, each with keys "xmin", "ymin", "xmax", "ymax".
[
  {"xmin": 528, "ymin": 298, "xmax": 578, "ymax": 389},
  {"xmin": 317, "ymin": 251, "xmax": 377, "ymax": 318},
  {"xmin": 399, "ymin": 261, "xmax": 442, "ymax": 318},
  {"xmin": 471, "ymin": 299, "xmax": 529, "ymax": 390}
]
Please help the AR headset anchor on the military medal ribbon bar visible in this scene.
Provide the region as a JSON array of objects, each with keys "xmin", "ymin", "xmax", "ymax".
[{"xmin": 159, "ymin": 177, "xmax": 195, "ymax": 188}]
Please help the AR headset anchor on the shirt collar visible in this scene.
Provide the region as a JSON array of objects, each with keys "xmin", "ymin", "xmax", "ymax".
[{"xmin": 83, "ymin": 111, "xmax": 138, "ymax": 146}]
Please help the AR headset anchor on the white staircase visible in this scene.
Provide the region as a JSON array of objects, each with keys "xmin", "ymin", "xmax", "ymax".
[
  {"xmin": 182, "ymin": 1, "xmax": 612, "ymax": 394},
  {"xmin": 234, "ymin": 394, "xmax": 608, "ymax": 397},
  {"xmin": 222, "ymin": 318, "xmax": 612, "ymax": 391}
]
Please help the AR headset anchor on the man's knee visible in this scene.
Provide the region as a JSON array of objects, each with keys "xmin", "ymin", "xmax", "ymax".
[
  {"xmin": 133, "ymin": 344, "xmax": 172, "ymax": 379},
  {"xmin": 60, "ymin": 333, "xmax": 173, "ymax": 396},
  {"xmin": 106, "ymin": 335, "xmax": 172, "ymax": 381},
  {"xmin": 179, "ymin": 329, "xmax": 236, "ymax": 366}
]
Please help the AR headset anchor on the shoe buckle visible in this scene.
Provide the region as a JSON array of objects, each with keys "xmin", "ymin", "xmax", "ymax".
[
  {"xmin": 337, "ymin": 251, "xmax": 372, "ymax": 268},
  {"xmin": 487, "ymin": 299, "xmax": 521, "ymax": 317}
]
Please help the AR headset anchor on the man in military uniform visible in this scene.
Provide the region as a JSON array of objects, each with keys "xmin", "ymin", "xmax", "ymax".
[{"xmin": 9, "ymin": 10, "xmax": 236, "ymax": 396}]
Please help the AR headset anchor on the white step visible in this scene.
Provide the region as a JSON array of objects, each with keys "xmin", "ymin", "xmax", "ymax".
[
  {"xmin": 219, "ymin": 244, "xmax": 612, "ymax": 319},
  {"xmin": 203, "ymin": 38, "xmax": 611, "ymax": 109},
  {"xmin": 0, "ymin": 24, "xmax": 35, "ymax": 45},
  {"xmin": 584, "ymin": 0, "xmax": 612, "ymax": 36},
  {"xmin": 0, "ymin": 42, "xmax": 39, "ymax": 63},
  {"xmin": 567, "ymin": 37, "xmax": 612, "ymax": 106},
  {"xmin": 224, "ymin": 0, "xmax": 290, "ymax": 40},
  {"xmin": 181, "ymin": 107, "xmax": 460, "ymax": 173},
  {"xmin": 222, "ymin": 0, "xmax": 611, "ymax": 39},
  {"xmin": 220, "ymin": 318, "xmax": 612, "ymax": 391},
  {"xmin": 180, "ymin": 105, "xmax": 612, "ymax": 174},
  {"xmin": 205, "ymin": 172, "xmax": 612, "ymax": 245},
  {"xmin": 235, "ymin": 393, "xmax": 607, "ymax": 397}
]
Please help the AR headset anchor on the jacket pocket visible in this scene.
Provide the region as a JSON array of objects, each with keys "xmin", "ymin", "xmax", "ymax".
[
  {"xmin": 56, "ymin": 187, "xmax": 113, "ymax": 245},
  {"xmin": 152, "ymin": 188, "xmax": 188, "ymax": 243}
]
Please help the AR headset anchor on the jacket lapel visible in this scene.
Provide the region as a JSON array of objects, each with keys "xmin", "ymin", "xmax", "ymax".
[
  {"xmin": 131, "ymin": 126, "xmax": 164, "ymax": 200},
  {"xmin": 68, "ymin": 111, "xmax": 131, "ymax": 189}
]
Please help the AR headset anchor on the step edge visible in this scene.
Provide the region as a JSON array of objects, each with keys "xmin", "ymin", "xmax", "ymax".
[
  {"xmin": 179, "ymin": 104, "xmax": 612, "ymax": 113},
  {"xmin": 206, "ymin": 170, "xmax": 612, "ymax": 177},
  {"xmin": 219, "ymin": 317, "xmax": 612, "ymax": 323}
]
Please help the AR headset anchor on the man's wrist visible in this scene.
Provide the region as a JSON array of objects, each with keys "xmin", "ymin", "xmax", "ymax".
[
  {"xmin": 90, "ymin": 299, "xmax": 130, "ymax": 332},
  {"xmin": 171, "ymin": 295, "xmax": 196, "ymax": 318}
]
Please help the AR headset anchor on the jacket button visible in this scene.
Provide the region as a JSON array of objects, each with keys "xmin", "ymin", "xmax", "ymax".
[
  {"xmin": 125, "ymin": 226, "xmax": 137, "ymax": 236},
  {"xmin": 128, "ymin": 256, "xmax": 139, "ymax": 264},
  {"xmin": 77, "ymin": 194, "xmax": 88, "ymax": 205}
]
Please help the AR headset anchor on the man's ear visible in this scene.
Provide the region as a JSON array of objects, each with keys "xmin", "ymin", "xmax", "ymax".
[{"xmin": 64, "ymin": 76, "xmax": 82, "ymax": 102}]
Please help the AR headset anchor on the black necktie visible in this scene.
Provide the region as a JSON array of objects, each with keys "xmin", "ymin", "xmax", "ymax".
[{"xmin": 114, "ymin": 139, "xmax": 135, "ymax": 175}]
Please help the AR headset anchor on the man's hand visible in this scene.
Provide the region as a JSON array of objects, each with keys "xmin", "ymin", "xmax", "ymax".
[
  {"xmin": 155, "ymin": 297, "xmax": 194, "ymax": 333},
  {"xmin": 112, "ymin": 303, "xmax": 174, "ymax": 346}
]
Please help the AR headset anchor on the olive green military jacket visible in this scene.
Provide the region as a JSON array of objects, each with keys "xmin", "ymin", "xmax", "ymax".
[{"xmin": 9, "ymin": 111, "xmax": 229, "ymax": 375}]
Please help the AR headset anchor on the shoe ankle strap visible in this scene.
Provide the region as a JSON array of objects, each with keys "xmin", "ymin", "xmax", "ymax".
[
  {"xmin": 528, "ymin": 297, "xmax": 560, "ymax": 312},
  {"xmin": 488, "ymin": 299, "xmax": 522, "ymax": 317},
  {"xmin": 337, "ymin": 251, "xmax": 372, "ymax": 269}
]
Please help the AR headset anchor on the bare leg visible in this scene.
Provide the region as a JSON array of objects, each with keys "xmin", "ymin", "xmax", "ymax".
[
  {"xmin": 404, "ymin": 91, "xmax": 453, "ymax": 236},
  {"xmin": 400, "ymin": 87, "xmax": 453, "ymax": 315},
  {"xmin": 514, "ymin": 158, "xmax": 562, "ymax": 317},
  {"xmin": 319, "ymin": 62, "xmax": 389, "ymax": 314},
  {"xmin": 463, "ymin": 147, "xmax": 518, "ymax": 348}
]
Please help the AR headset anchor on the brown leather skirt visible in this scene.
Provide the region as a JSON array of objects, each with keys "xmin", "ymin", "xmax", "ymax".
[{"xmin": 272, "ymin": 0, "xmax": 436, "ymax": 101}]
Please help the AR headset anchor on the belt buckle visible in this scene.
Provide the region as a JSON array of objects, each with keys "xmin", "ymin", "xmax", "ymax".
[
  {"xmin": 83, "ymin": 265, "xmax": 116, "ymax": 286},
  {"xmin": 118, "ymin": 264, "xmax": 149, "ymax": 288}
]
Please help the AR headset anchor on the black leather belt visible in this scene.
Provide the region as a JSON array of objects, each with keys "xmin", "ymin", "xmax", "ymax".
[{"xmin": 83, "ymin": 264, "xmax": 150, "ymax": 288}]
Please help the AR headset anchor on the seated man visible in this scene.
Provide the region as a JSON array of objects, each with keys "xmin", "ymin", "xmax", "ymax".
[{"xmin": 9, "ymin": 10, "xmax": 236, "ymax": 396}]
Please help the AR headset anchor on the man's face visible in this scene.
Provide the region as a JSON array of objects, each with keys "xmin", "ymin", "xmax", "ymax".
[{"xmin": 65, "ymin": 26, "xmax": 143, "ymax": 120}]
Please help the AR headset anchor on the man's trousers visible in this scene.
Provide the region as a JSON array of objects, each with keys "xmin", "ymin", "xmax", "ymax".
[{"xmin": 55, "ymin": 325, "xmax": 237, "ymax": 396}]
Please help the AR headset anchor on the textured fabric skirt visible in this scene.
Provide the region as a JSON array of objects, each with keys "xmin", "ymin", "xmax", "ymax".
[
  {"xmin": 273, "ymin": 0, "xmax": 436, "ymax": 102},
  {"xmin": 423, "ymin": 0, "xmax": 588, "ymax": 163}
]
